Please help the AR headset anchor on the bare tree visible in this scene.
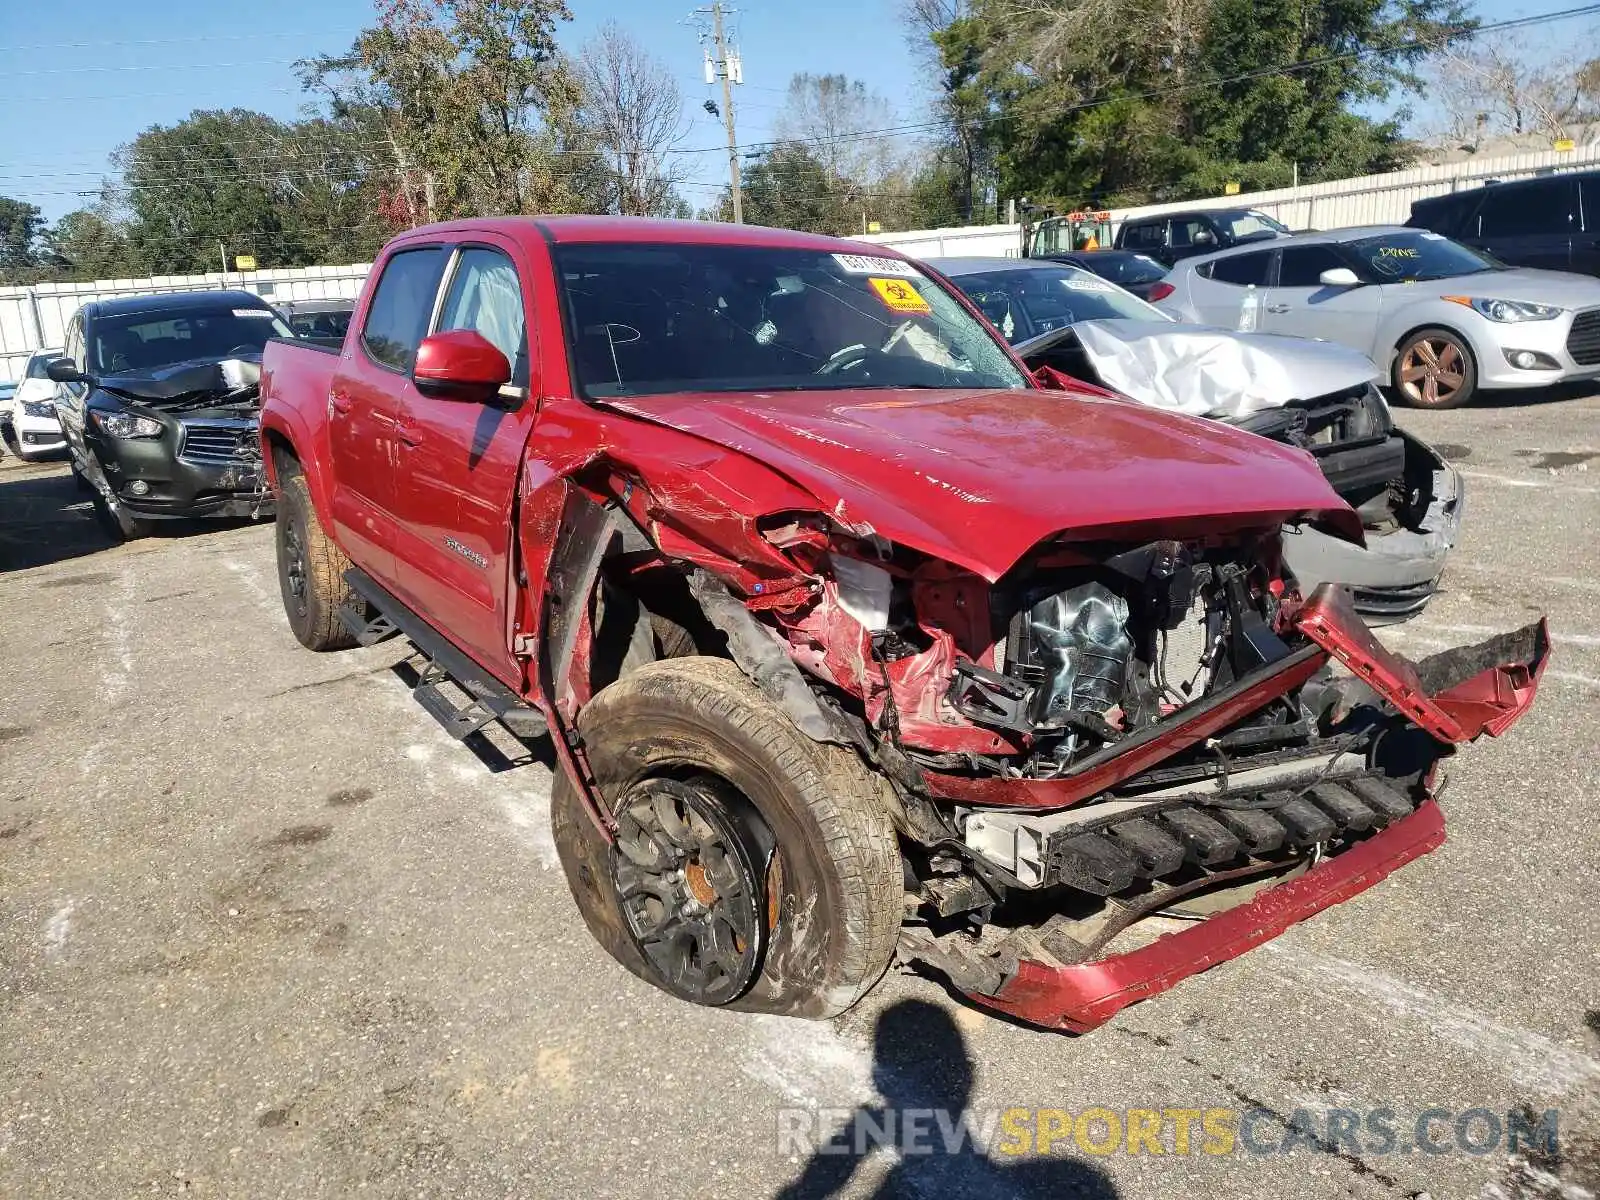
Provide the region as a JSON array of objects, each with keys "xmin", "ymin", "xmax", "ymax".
[
  {"xmin": 1418, "ymin": 34, "xmax": 1600, "ymax": 148},
  {"xmin": 577, "ymin": 21, "xmax": 690, "ymax": 217},
  {"xmin": 772, "ymin": 73, "xmax": 915, "ymax": 200}
]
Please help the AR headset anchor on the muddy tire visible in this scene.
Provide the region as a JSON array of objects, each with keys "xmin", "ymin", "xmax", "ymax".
[
  {"xmin": 551, "ymin": 656, "xmax": 902, "ymax": 1019},
  {"xmin": 275, "ymin": 464, "xmax": 357, "ymax": 651},
  {"xmin": 1392, "ymin": 327, "xmax": 1477, "ymax": 409}
]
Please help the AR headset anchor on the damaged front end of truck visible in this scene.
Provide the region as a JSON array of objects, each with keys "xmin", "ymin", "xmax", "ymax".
[
  {"xmin": 535, "ymin": 385, "xmax": 1547, "ymax": 1034},
  {"xmin": 753, "ymin": 512, "xmax": 1544, "ymax": 1030}
]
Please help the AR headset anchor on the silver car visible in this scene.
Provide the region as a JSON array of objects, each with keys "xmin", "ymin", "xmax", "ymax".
[
  {"xmin": 928, "ymin": 256, "xmax": 1462, "ymax": 622},
  {"xmin": 1154, "ymin": 226, "xmax": 1600, "ymax": 408}
]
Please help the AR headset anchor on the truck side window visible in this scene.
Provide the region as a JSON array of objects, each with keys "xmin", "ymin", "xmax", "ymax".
[
  {"xmin": 1475, "ymin": 178, "xmax": 1576, "ymax": 238},
  {"xmin": 361, "ymin": 247, "xmax": 446, "ymax": 373},
  {"xmin": 436, "ymin": 248, "xmax": 528, "ymax": 386},
  {"xmin": 1123, "ymin": 222, "xmax": 1163, "ymax": 250}
]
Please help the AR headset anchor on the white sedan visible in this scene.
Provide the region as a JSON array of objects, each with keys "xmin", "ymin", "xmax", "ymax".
[
  {"xmin": 1, "ymin": 348, "xmax": 68, "ymax": 460},
  {"xmin": 1152, "ymin": 226, "xmax": 1600, "ymax": 409}
]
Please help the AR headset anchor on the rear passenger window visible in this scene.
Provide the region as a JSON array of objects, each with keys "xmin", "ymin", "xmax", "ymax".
[
  {"xmin": 1277, "ymin": 245, "xmax": 1348, "ymax": 287},
  {"xmin": 362, "ymin": 247, "xmax": 446, "ymax": 372},
  {"xmin": 1476, "ymin": 178, "xmax": 1576, "ymax": 238},
  {"xmin": 1207, "ymin": 251, "xmax": 1273, "ymax": 286}
]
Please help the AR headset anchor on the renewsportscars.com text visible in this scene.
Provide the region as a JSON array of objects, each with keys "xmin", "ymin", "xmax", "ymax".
[{"xmin": 775, "ymin": 1105, "xmax": 1561, "ymax": 1159}]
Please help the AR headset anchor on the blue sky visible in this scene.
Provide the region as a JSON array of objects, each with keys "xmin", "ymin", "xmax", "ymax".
[
  {"xmin": 0, "ymin": 0, "xmax": 1575, "ymax": 224},
  {"xmin": 0, "ymin": 0, "xmax": 927, "ymax": 222}
]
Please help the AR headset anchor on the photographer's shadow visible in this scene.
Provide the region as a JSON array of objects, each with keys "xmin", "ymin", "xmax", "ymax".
[{"xmin": 776, "ymin": 998, "xmax": 1118, "ymax": 1199}]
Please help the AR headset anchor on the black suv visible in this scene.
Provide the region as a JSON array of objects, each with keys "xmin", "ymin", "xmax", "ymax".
[
  {"xmin": 48, "ymin": 290, "xmax": 288, "ymax": 540},
  {"xmin": 1114, "ymin": 207, "xmax": 1290, "ymax": 268},
  {"xmin": 1406, "ymin": 169, "xmax": 1600, "ymax": 277}
]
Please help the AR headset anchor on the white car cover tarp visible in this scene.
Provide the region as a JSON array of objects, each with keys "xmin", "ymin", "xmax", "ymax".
[{"xmin": 1071, "ymin": 319, "xmax": 1380, "ymax": 419}]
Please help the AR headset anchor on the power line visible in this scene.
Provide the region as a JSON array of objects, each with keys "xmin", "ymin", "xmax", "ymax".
[{"xmin": 3, "ymin": 30, "xmax": 360, "ymax": 52}]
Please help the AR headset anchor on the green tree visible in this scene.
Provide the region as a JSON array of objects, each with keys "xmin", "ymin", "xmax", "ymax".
[
  {"xmin": 720, "ymin": 142, "xmax": 851, "ymax": 235},
  {"xmin": 0, "ymin": 197, "xmax": 47, "ymax": 282},
  {"xmin": 110, "ymin": 107, "xmax": 392, "ymax": 275},
  {"xmin": 305, "ymin": 0, "xmax": 605, "ymax": 223},
  {"xmin": 917, "ymin": 0, "xmax": 1474, "ymax": 211},
  {"xmin": 44, "ymin": 207, "xmax": 135, "ymax": 282}
]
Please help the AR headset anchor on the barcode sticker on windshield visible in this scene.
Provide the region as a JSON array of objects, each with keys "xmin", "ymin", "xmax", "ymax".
[
  {"xmin": 833, "ymin": 253, "xmax": 920, "ymax": 277},
  {"xmin": 1064, "ymin": 278, "xmax": 1115, "ymax": 292},
  {"xmin": 233, "ymin": 309, "xmax": 275, "ymax": 318}
]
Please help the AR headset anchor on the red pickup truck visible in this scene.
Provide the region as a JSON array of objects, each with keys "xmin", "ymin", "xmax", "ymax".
[{"xmin": 259, "ymin": 216, "xmax": 1547, "ymax": 1032}]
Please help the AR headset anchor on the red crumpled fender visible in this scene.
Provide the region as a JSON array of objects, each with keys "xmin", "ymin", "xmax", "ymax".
[{"xmin": 1294, "ymin": 584, "xmax": 1549, "ymax": 741}]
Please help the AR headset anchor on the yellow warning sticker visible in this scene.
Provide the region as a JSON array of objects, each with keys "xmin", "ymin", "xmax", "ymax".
[{"xmin": 867, "ymin": 276, "xmax": 932, "ymax": 315}]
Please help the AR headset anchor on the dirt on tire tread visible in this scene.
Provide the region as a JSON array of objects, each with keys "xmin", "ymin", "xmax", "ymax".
[{"xmin": 278, "ymin": 465, "xmax": 358, "ymax": 652}]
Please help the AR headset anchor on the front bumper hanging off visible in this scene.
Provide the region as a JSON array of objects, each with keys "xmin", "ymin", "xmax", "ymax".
[{"xmin": 946, "ymin": 587, "xmax": 1549, "ymax": 1033}]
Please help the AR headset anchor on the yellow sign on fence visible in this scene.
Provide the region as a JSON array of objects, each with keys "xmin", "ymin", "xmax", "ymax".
[{"xmin": 234, "ymin": 254, "xmax": 258, "ymax": 271}]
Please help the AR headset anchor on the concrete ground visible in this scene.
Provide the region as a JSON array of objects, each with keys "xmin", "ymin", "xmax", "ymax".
[{"xmin": 1, "ymin": 390, "xmax": 1597, "ymax": 1200}]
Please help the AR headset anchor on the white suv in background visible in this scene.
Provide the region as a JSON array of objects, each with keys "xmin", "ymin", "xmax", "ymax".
[{"xmin": 1, "ymin": 348, "xmax": 68, "ymax": 460}]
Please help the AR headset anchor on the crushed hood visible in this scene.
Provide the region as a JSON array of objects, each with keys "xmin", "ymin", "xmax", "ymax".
[
  {"xmin": 1021, "ymin": 319, "xmax": 1380, "ymax": 419},
  {"xmin": 604, "ymin": 386, "xmax": 1360, "ymax": 581},
  {"xmin": 97, "ymin": 355, "xmax": 262, "ymax": 408}
]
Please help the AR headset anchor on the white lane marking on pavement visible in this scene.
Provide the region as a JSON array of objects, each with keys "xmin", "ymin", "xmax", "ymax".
[
  {"xmin": 1407, "ymin": 622, "xmax": 1600, "ymax": 650},
  {"xmin": 1453, "ymin": 562, "xmax": 1600, "ymax": 595},
  {"xmin": 1384, "ymin": 631, "xmax": 1600, "ymax": 691},
  {"xmin": 85, "ymin": 573, "xmax": 135, "ymax": 776},
  {"xmin": 1481, "ymin": 1161, "xmax": 1598, "ymax": 1200},
  {"xmin": 44, "ymin": 900, "xmax": 75, "ymax": 963},
  {"xmin": 742, "ymin": 1014, "xmax": 877, "ymax": 1107},
  {"xmin": 1460, "ymin": 469, "xmax": 1600, "ymax": 494},
  {"xmin": 386, "ymin": 687, "xmax": 558, "ymax": 867},
  {"xmin": 223, "ymin": 558, "xmax": 280, "ymax": 616},
  {"xmin": 1263, "ymin": 946, "xmax": 1600, "ymax": 1095}
]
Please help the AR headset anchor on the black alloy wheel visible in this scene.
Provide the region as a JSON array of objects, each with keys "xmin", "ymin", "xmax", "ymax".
[{"xmin": 611, "ymin": 775, "xmax": 769, "ymax": 1006}]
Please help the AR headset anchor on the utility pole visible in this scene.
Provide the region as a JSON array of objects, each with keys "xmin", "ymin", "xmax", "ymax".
[{"xmin": 697, "ymin": 3, "xmax": 744, "ymax": 223}]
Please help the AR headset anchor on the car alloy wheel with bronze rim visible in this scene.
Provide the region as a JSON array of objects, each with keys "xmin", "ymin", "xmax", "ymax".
[
  {"xmin": 1394, "ymin": 329, "xmax": 1476, "ymax": 409},
  {"xmin": 611, "ymin": 774, "xmax": 771, "ymax": 1005}
]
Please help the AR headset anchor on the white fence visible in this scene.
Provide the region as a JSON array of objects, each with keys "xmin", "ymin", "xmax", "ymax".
[
  {"xmin": 0, "ymin": 263, "xmax": 372, "ymax": 381},
  {"xmin": 6, "ymin": 139, "xmax": 1599, "ymax": 379},
  {"xmin": 863, "ymin": 142, "xmax": 1600, "ymax": 259}
]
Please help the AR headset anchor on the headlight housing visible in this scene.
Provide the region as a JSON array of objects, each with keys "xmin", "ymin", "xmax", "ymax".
[
  {"xmin": 1445, "ymin": 295, "xmax": 1563, "ymax": 323},
  {"xmin": 92, "ymin": 410, "xmax": 164, "ymax": 439},
  {"xmin": 20, "ymin": 400, "xmax": 56, "ymax": 419}
]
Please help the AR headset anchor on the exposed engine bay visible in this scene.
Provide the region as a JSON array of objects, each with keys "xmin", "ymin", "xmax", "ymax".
[{"xmin": 738, "ymin": 511, "xmax": 1545, "ymax": 1019}]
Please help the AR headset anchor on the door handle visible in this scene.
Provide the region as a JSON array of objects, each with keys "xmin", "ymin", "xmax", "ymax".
[
  {"xmin": 396, "ymin": 420, "xmax": 421, "ymax": 448},
  {"xmin": 1266, "ymin": 303, "xmax": 1291, "ymax": 314}
]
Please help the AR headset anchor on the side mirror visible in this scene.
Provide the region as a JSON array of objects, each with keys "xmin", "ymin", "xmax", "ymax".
[
  {"xmin": 47, "ymin": 357, "xmax": 89, "ymax": 384},
  {"xmin": 412, "ymin": 329, "xmax": 511, "ymax": 403},
  {"xmin": 1319, "ymin": 267, "xmax": 1361, "ymax": 288}
]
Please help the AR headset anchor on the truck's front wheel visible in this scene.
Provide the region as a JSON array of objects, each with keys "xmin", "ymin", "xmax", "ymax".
[
  {"xmin": 552, "ymin": 656, "xmax": 903, "ymax": 1019},
  {"xmin": 275, "ymin": 465, "xmax": 357, "ymax": 651}
]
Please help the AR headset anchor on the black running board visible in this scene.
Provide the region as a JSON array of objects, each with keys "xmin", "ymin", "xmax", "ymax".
[{"xmin": 342, "ymin": 568, "xmax": 548, "ymax": 742}]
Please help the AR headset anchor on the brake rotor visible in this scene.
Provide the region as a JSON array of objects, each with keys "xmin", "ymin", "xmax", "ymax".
[{"xmin": 610, "ymin": 776, "xmax": 767, "ymax": 1005}]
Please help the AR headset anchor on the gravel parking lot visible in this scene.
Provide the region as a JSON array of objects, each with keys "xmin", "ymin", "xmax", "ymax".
[{"xmin": 1, "ymin": 391, "xmax": 1597, "ymax": 1200}]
